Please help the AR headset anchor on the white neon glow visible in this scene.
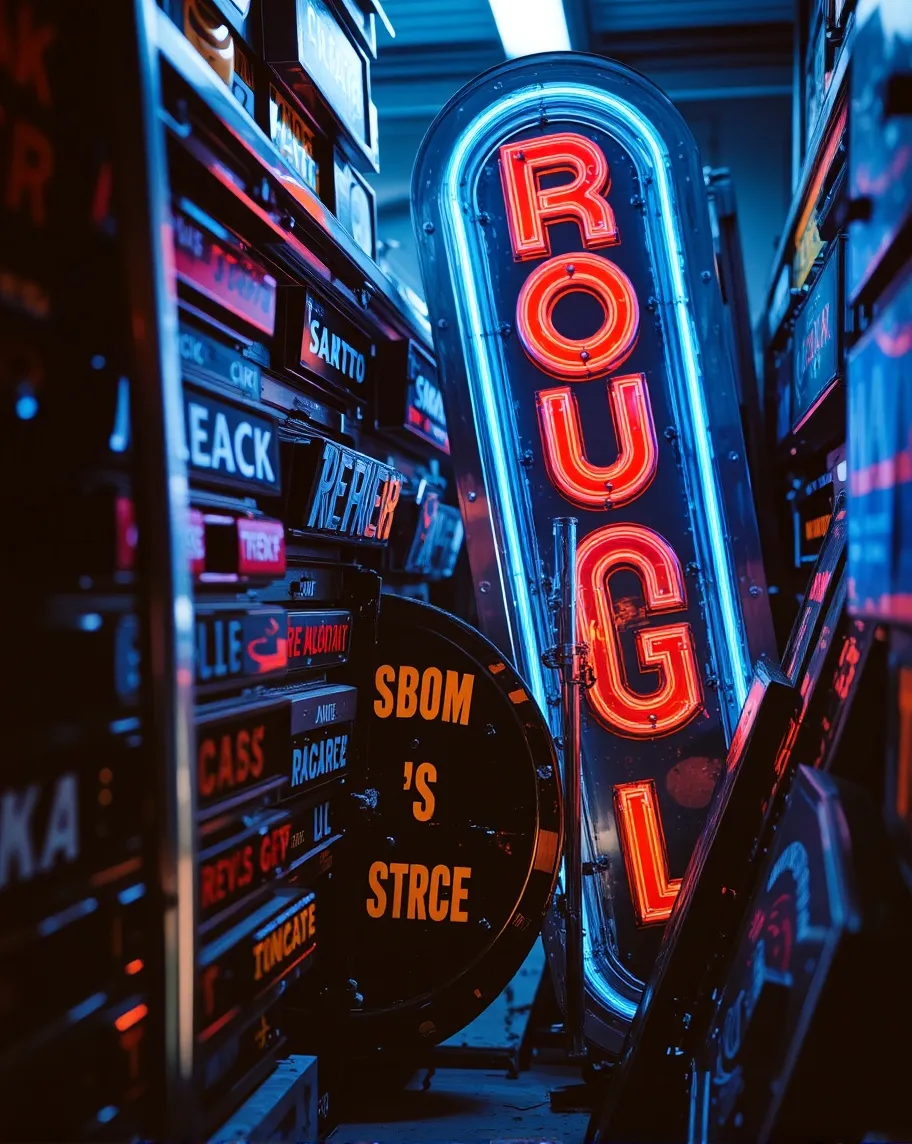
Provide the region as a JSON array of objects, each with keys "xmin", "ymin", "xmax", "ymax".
[
  {"xmin": 487, "ymin": 0, "xmax": 572, "ymax": 57},
  {"xmin": 440, "ymin": 82, "xmax": 753, "ymax": 1025}
]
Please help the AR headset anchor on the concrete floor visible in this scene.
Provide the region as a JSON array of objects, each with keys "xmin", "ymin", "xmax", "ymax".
[{"xmin": 332, "ymin": 1061, "xmax": 590, "ymax": 1143}]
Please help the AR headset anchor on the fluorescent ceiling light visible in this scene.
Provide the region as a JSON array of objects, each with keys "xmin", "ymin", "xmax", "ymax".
[{"xmin": 487, "ymin": 0, "xmax": 572, "ymax": 58}]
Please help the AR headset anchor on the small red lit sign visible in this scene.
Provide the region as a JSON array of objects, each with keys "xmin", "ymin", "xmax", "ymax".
[
  {"xmin": 115, "ymin": 497, "xmax": 137, "ymax": 572},
  {"xmin": 189, "ymin": 508, "xmax": 206, "ymax": 577},
  {"xmin": 173, "ymin": 207, "xmax": 277, "ymax": 336},
  {"xmin": 236, "ymin": 517, "xmax": 286, "ymax": 577},
  {"xmin": 286, "ymin": 610, "xmax": 352, "ymax": 670}
]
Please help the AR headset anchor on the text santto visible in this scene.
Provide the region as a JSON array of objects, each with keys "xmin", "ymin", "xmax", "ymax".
[{"xmin": 498, "ymin": 133, "xmax": 706, "ymax": 923}]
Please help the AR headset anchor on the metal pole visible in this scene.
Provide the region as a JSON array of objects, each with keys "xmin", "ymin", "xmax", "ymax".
[{"xmin": 552, "ymin": 517, "xmax": 586, "ymax": 1060}]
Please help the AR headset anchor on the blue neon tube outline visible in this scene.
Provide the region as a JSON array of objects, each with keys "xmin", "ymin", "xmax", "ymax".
[{"xmin": 440, "ymin": 82, "xmax": 751, "ymax": 1025}]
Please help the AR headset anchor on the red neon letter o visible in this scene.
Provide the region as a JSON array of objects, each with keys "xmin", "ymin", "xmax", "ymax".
[{"xmin": 516, "ymin": 251, "xmax": 639, "ymax": 381}]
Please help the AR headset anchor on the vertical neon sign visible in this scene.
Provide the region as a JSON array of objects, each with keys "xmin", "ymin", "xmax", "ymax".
[{"xmin": 413, "ymin": 55, "xmax": 774, "ymax": 1051}]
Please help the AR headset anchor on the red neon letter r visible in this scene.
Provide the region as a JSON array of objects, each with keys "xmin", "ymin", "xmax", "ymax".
[{"xmin": 499, "ymin": 133, "xmax": 619, "ymax": 261}]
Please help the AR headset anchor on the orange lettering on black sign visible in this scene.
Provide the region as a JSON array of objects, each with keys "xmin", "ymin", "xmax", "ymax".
[
  {"xmin": 197, "ymin": 721, "xmax": 266, "ymax": 799},
  {"xmin": 365, "ymin": 861, "xmax": 471, "ymax": 922}
]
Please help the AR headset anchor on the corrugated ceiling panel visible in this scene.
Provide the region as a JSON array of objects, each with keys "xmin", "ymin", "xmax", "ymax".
[
  {"xmin": 380, "ymin": 0, "xmax": 500, "ymax": 44},
  {"xmin": 589, "ymin": 0, "xmax": 794, "ymax": 32}
]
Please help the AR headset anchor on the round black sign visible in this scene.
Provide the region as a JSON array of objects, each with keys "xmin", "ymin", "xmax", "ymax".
[{"xmin": 345, "ymin": 595, "xmax": 562, "ymax": 1053}]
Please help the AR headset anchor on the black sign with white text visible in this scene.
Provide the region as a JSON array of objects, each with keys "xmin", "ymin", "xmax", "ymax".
[
  {"xmin": 182, "ymin": 385, "xmax": 281, "ymax": 495},
  {"xmin": 178, "ymin": 321, "xmax": 262, "ymax": 401},
  {"xmin": 297, "ymin": 289, "xmax": 374, "ymax": 389},
  {"xmin": 792, "ymin": 243, "xmax": 840, "ymax": 432},
  {"xmin": 346, "ymin": 596, "xmax": 561, "ymax": 1054},
  {"xmin": 290, "ymin": 684, "xmax": 358, "ymax": 737},
  {"xmin": 0, "ymin": 736, "xmax": 142, "ymax": 911},
  {"xmin": 286, "ymin": 609, "xmax": 352, "ymax": 670},
  {"xmin": 198, "ymin": 888, "xmax": 318, "ymax": 1035},
  {"xmin": 264, "ymin": 0, "xmax": 372, "ymax": 157},
  {"xmin": 405, "ymin": 344, "xmax": 449, "ymax": 454},
  {"xmin": 378, "ymin": 340, "xmax": 449, "ymax": 455}
]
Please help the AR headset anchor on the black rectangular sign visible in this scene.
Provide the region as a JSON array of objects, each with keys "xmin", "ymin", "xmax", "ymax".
[
  {"xmin": 404, "ymin": 343, "xmax": 449, "ymax": 454},
  {"xmin": 198, "ymin": 788, "xmax": 338, "ymax": 925},
  {"xmin": 405, "ymin": 495, "xmax": 464, "ymax": 579},
  {"xmin": 795, "ymin": 474, "xmax": 835, "ymax": 568},
  {"xmin": 848, "ymin": 8, "xmax": 912, "ymax": 301},
  {"xmin": 280, "ymin": 436, "xmax": 402, "ymax": 544},
  {"xmin": 289, "ymin": 683, "xmax": 358, "ymax": 736},
  {"xmin": 286, "ymin": 787, "xmax": 341, "ymax": 867},
  {"xmin": 196, "ymin": 697, "xmax": 289, "ymax": 812},
  {"xmin": 195, "ymin": 607, "xmax": 289, "ymax": 686},
  {"xmin": 269, "ymin": 84, "xmax": 319, "ymax": 193},
  {"xmin": 201, "ymin": 997, "xmax": 285, "ymax": 1117},
  {"xmin": 286, "ymin": 609, "xmax": 352, "ymax": 670},
  {"xmin": 173, "ymin": 208, "xmax": 277, "ymax": 336},
  {"xmin": 289, "ymin": 722, "xmax": 351, "ymax": 797},
  {"xmin": 792, "ymin": 243, "xmax": 840, "ymax": 432},
  {"xmin": 0, "ymin": 735, "xmax": 142, "ymax": 913},
  {"xmin": 183, "ymin": 384, "xmax": 281, "ymax": 495},
  {"xmin": 377, "ymin": 340, "xmax": 450, "ymax": 455},
  {"xmin": 333, "ymin": 151, "xmax": 376, "ymax": 258},
  {"xmin": 264, "ymin": 0, "xmax": 371, "ymax": 157},
  {"xmin": 198, "ymin": 888, "xmax": 318, "ymax": 1036},
  {"xmin": 297, "ymin": 289, "xmax": 374, "ymax": 389},
  {"xmin": 179, "ymin": 321, "xmax": 262, "ymax": 401},
  {"xmin": 847, "ymin": 269, "xmax": 912, "ymax": 624},
  {"xmin": 289, "ymin": 684, "xmax": 356, "ymax": 795}
]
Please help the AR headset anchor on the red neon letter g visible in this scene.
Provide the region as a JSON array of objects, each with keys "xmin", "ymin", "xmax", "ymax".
[
  {"xmin": 499, "ymin": 133, "xmax": 619, "ymax": 261},
  {"xmin": 578, "ymin": 524, "xmax": 704, "ymax": 738}
]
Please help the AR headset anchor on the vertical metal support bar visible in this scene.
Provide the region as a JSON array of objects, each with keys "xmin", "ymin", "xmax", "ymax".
[
  {"xmin": 114, "ymin": 1, "xmax": 198, "ymax": 1136},
  {"xmin": 553, "ymin": 516, "xmax": 586, "ymax": 1059}
]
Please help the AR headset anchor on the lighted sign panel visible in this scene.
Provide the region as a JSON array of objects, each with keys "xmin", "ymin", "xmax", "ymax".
[
  {"xmin": 792, "ymin": 242, "xmax": 841, "ymax": 433},
  {"xmin": 847, "ymin": 269, "xmax": 912, "ymax": 623},
  {"xmin": 888, "ymin": 631, "xmax": 912, "ymax": 870},
  {"xmin": 412, "ymin": 54, "xmax": 774, "ymax": 1047},
  {"xmin": 199, "ymin": 789, "xmax": 341, "ymax": 924},
  {"xmin": 197, "ymin": 888, "xmax": 317, "ymax": 1037},
  {"xmin": 196, "ymin": 697, "xmax": 289, "ymax": 813},
  {"xmin": 294, "ymin": 288, "xmax": 375, "ymax": 390},
  {"xmin": 195, "ymin": 606, "xmax": 289, "ymax": 688},
  {"xmin": 173, "ymin": 207, "xmax": 277, "ymax": 336},
  {"xmin": 847, "ymin": 1, "xmax": 912, "ymax": 304}
]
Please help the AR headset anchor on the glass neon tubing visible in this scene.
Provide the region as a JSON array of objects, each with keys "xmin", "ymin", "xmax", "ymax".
[{"xmin": 441, "ymin": 83, "xmax": 750, "ymax": 1022}]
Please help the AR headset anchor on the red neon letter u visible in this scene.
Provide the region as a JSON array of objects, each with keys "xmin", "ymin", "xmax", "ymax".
[
  {"xmin": 577, "ymin": 524, "xmax": 704, "ymax": 738},
  {"xmin": 537, "ymin": 374, "xmax": 658, "ymax": 509},
  {"xmin": 499, "ymin": 133, "xmax": 619, "ymax": 261}
]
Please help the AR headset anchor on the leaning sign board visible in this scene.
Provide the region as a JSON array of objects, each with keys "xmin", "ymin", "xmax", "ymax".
[
  {"xmin": 412, "ymin": 54, "xmax": 775, "ymax": 1052},
  {"xmin": 344, "ymin": 595, "xmax": 562, "ymax": 1055}
]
